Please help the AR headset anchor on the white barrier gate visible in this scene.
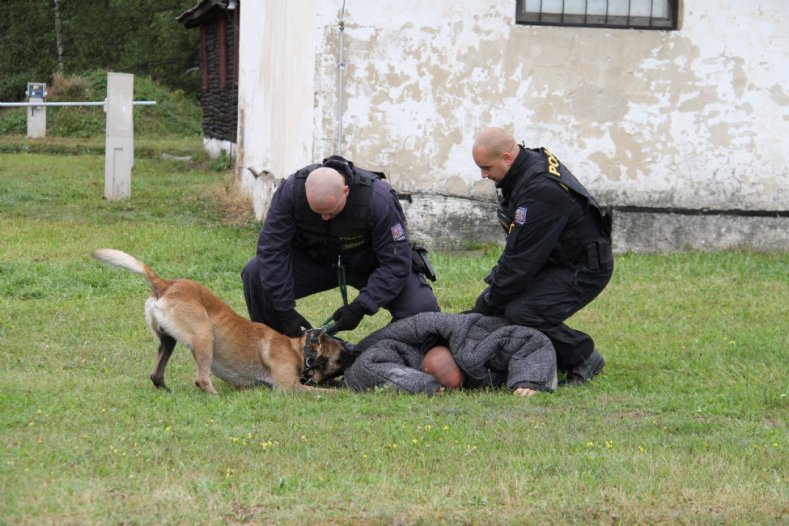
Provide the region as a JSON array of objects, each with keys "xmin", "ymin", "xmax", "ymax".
[{"xmin": 0, "ymin": 72, "xmax": 156, "ymax": 201}]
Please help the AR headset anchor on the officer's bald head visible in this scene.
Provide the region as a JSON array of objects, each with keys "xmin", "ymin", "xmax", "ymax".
[
  {"xmin": 305, "ymin": 167, "xmax": 350, "ymax": 221},
  {"xmin": 472, "ymin": 127, "xmax": 520, "ymax": 183},
  {"xmin": 473, "ymin": 127, "xmax": 516, "ymax": 158}
]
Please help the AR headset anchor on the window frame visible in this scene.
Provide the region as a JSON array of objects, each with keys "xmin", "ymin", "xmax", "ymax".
[{"xmin": 515, "ymin": 0, "xmax": 680, "ymax": 30}]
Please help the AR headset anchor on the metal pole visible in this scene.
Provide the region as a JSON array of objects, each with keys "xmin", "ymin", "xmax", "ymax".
[
  {"xmin": 0, "ymin": 101, "xmax": 156, "ymax": 107},
  {"xmin": 336, "ymin": 0, "xmax": 346, "ymax": 155}
]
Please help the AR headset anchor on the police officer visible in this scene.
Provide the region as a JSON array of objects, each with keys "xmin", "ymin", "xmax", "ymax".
[
  {"xmin": 241, "ymin": 155, "xmax": 440, "ymax": 337},
  {"xmin": 470, "ymin": 127, "xmax": 613, "ymax": 385}
]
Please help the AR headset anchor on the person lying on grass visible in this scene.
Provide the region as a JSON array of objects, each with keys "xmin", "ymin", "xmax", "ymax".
[
  {"xmin": 421, "ymin": 344, "xmax": 538, "ymax": 396},
  {"xmin": 344, "ymin": 312, "xmax": 557, "ymax": 395}
]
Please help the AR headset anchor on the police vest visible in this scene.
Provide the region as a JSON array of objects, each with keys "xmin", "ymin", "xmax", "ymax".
[
  {"xmin": 498, "ymin": 147, "xmax": 612, "ymax": 264},
  {"xmin": 540, "ymin": 147, "xmax": 611, "ymax": 233},
  {"xmin": 291, "ymin": 156, "xmax": 379, "ymax": 263}
]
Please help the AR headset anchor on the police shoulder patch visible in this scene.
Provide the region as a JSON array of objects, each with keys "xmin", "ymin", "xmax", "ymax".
[
  {"xmin": 391, "ymin": 223, "xmax": 407, "ymax": 241},
  {"xmin": 514, "ymin": 207, "xmax": 528, "ymax": 225}
]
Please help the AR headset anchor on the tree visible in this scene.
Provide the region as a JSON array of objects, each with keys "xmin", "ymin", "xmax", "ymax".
[
  {"xmin": 53, "ymin": 0, "xmax": 64, "ymax": 74},
  {"xmin": 0, "ymin": 0, "xmax": 200, "ymax": 102},
  {"xmin": 0, "ymin": 1, "xmax": 59, "ymax": 101}
]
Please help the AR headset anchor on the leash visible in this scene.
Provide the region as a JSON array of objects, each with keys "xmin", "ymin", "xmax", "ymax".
[
  {"xmin": 308, "ymin": 253, "xmax": 346, "ymax": 336},
  {"xmin": 320, "ymin": 317, "xmax": 336, "ymax": 332},
  {"xmin": 303, "ymin": 254, "xmax": 349, "ymax": 348},
  {"xmin": 336, "ymin": 254, "xmax": 349, "ymax": 306},
  {"xmin": 302, "ymin": 259, "xmax": 346, "ymax": 380}
]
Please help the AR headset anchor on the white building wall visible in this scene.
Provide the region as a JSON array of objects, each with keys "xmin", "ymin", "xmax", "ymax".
[
  {"xmin": 236, "ymin": 0, "xmax": 789, "ymax": 251},
  {"xmin": 237, "ymin": 0, "xmax": 316, "ymax": 218}
]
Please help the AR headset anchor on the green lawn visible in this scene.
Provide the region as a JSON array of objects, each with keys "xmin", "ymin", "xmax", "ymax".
[{"xmin": 0, "ymin": 144, "xmax": 787, "ymax": 525}]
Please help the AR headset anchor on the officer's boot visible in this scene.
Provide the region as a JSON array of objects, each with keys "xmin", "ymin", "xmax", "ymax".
[{"xmin": 560, "ymin": 349, "xmax": 605, "ymax": 386}]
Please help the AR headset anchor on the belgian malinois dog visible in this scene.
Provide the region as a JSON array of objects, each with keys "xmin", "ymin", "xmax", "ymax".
[{"xmin": 92, "ymin": 249, "xmax": 354, "ymax": 394}]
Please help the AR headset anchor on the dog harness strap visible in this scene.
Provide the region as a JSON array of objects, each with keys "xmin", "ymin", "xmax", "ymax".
[{"xmin": 300, "ymin": 330, "xmax": 320, "ymax": 385}]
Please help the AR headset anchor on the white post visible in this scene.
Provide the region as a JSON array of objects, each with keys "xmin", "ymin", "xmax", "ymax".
[
  {"xmin": 104, "ymin": 73, "xmax": 134, "ymax": 200},
  {"xmin": 26, "ymin": 83, "xmax": 47, "ymax": 138}
]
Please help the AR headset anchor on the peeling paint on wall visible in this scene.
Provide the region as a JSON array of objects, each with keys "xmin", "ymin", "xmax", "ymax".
[
  {"xmin": 309, "ymin": 0, "xmax": 787, "ymax": 212},
  {"xmin": 237, "ymin": 0, "xmax": 788, "ymax": 251}
]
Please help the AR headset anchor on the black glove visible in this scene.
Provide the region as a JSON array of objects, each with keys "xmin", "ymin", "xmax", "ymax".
[
  {"xmin": 328, "ymin": 301, "xmax": 367, "ymax": 334},
  {"xmin": 275, "ymin": 308, "xmax": 312, "ymax": 337},
  {"xmin": 472, "ymin": 290, "xmax": 497, "ymax": 316}
]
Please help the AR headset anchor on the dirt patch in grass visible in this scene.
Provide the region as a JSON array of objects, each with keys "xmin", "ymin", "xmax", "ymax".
[{"xmin": 202, "ymin": 174, "xmax": 258, "ymax": 226}]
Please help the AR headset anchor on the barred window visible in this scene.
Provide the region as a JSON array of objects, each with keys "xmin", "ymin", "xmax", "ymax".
[{"xmin": 516, "ymin": 0, "xmax": 679, "ymax": 30}]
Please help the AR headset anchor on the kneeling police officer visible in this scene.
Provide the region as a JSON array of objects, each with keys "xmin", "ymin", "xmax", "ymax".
[
  {"xmin": 242, "ymin": 156, "xmax": 440, "ymax": 337},
  {"xmin": 470, "ymin": 127, "xmax": 614, "ymax": 385}
]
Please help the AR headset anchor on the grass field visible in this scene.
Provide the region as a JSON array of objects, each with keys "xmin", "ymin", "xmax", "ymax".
[{"xmin": 0, "ymin": 142, "xmax": 787, "ymax": 525}]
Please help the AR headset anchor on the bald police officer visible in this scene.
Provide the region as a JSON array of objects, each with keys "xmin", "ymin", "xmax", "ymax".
[
  {"xmin": 242, "ymin": 156, "xmax": 440, "ymax": 337},
  {"xmin": 470, "ymin": 127, "xmax": 613, "ymax": 385}
]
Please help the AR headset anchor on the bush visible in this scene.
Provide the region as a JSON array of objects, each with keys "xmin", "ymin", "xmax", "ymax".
[
  {"xmin": 0, "ymin": 108, "xmax": 26, "ymax": 134},
  {"xmin": 47, "ymin": 72, "xmax": 89, "ymax": 102}
]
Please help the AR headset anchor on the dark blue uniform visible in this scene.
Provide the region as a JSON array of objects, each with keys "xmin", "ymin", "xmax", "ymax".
[
  {"xmin": 474, "ymin": 146, "xmax": 613, "ymax": 372},
  {"xmin": 242, "ymin": 160, "xmax": 440, "ymax": 333}
]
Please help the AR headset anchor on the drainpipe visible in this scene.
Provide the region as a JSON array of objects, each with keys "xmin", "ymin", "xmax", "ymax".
[{"xmin": 336, "ymin": 0, "xmax": 346, "ymax": 155}]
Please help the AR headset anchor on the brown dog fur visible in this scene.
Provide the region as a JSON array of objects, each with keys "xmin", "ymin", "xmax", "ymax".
[{"xmin": 92, "ymin": 249, "xmax": 351, "ymax": 394}]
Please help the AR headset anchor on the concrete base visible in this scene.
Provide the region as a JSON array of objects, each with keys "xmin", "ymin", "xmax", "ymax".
[
  {"xmin": 203, "ymin": 137, "xmax": 236, "ymax": 160},
  {"xmin": 401, "ymin": 194, "xmax": 499, "ymax": 250},
  {"xmin": 401, "ymin": 194, "xmax": 789, "ymax": 253},
  {"xmin": 612, "ymin": 210, "xmax": 789, "ymax": 254},
  {"xmin": 240, "ymin": 171, "xmax": 788, "ymax": 253}
]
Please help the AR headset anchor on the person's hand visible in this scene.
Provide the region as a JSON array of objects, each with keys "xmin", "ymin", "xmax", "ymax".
[
  {"xmin": 328, "ymin": 301, "xmax": 367, "ymax": 334},
  {"xmin": 472, "ymin": 290, "xmax": 497, "ymax": 316},
  {"xmin": 514, "ymin": 387, "xmax": 538, "ymax": 397},
  {"xmin": 276, "ymin": 308, "xmax": 312, "ymax": 337}
]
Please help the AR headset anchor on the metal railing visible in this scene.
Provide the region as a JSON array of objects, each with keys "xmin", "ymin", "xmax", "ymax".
[{"xmin": 0, "ymin": 100, "xmax": 156, "ymax": 107}]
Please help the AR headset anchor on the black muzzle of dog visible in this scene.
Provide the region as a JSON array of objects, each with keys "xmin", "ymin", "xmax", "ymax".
[
  {"xmin": 300, "ymin": 329, "xmax": 358, "ymax": 385},
  {"xmin": 300, "ymin": 328, "xmax": 323, "ymax": 385}
]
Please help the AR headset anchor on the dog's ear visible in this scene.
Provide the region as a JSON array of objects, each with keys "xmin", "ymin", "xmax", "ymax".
[
  {"xmin": 315, "ymin": 331, "xmax": 340, "ymax": 357},
  {"xmin": 329, "ymin": 335, "xmax": 358, "ymax": 357}
]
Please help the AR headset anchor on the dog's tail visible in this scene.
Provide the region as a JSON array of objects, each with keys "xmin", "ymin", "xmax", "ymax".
[{"xmin": 92, "ymin": 248, "xmax": 170, "ymax": 297}]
